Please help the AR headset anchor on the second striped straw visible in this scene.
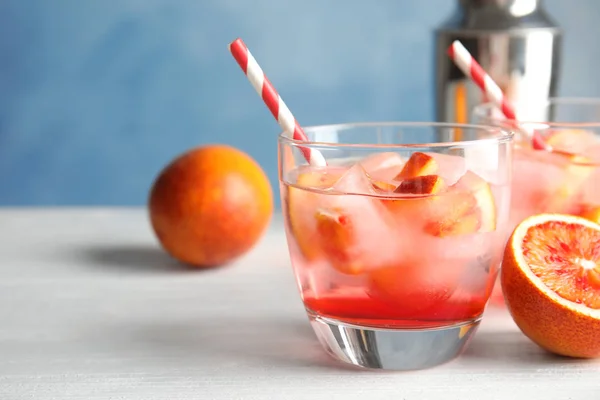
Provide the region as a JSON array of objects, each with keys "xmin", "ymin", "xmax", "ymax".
[{"xmin": 447, "ymin": 40, "xmax": 550, "ymax": 151}]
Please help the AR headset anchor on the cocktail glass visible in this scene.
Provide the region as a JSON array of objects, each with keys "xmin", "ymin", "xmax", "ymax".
[
  {"xmin": 473, "ymin": 98, "xmax": 600, "ymax": 305},
  {"xmin": 279, "ymin": 122, "xmax": 513, "ymax": 370}
]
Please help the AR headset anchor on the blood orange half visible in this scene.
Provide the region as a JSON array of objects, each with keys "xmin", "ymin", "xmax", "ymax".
[{"xmin": 501, "ymin": 213, "xmax": 600, "ymax": 358}]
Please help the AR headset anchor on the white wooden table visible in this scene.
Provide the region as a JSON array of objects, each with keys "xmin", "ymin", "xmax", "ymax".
[{"xmin": 0, "ymin": 208, "xmax": 598, "ymax": 399}]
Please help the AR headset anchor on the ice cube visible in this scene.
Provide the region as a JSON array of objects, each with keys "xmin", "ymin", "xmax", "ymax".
[
  {"xmin": 582, "ymin": 143, "xmax": 600, "ymax": 164},
  {"xmin": 316, "ymin": 164, "xmax": 408, "ymax": 274},
  {"xmin": 366, "ymin": 230, "xmax": 491, "ymax": 313},
  {"xmin": 548, "ymin": 129, "xmax": 599, "ymax": 155},
  {"xmin": 464, "ymin": 142, "xmax": 504, "ymax": 183},
  {"xmin": 426, "ymin": 152, "xmax": 467, "ymax": 186},
  {"xmin": 419, "ymin": 230, "xmax": 494, "ymax": 280},
  {"xmin": 359, "ymin": 152, "xmax": 405, "ymax": 182},
  {"xmin": 299, "ymin": 259, "xmax": 363, "ymax": 299},
  {"xmin": 510, "ymin": 148, "xmax": 588, "ymax": 219},
  {"xmin": 332, "ymin": 164, "xmax": 378, "ymax": 195},
  {"xmin": 580, "ymin": 145, "xmax": 600, "ymax": 203}
]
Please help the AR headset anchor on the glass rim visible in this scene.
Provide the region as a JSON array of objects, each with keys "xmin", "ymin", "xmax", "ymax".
[
  {"xmin": 473, "ymin": 97, "xmax": 600, "ymax": 128},
  {"xmin": 277, "ymin": 121, "xmax": 514, "ymax": 149}
]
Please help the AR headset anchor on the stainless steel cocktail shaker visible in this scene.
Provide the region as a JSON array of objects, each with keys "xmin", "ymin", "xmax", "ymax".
[{"xmin": 435, "ymin": 0, "xmax": 562, "ymax": 122}]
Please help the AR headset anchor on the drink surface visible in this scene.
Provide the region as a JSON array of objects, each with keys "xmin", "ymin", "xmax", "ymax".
[{"xmin": 281, "ymin": 152, "xmax": 509, "ymax": 329}]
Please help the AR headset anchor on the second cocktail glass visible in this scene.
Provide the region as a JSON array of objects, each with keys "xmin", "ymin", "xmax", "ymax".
[
  {"xmin": 473, "ymin": 98, "xmax": 600, "ymax": 305},
  {"xmin": 279, "ymin": 122, "xmax": 513, "ymax": 370}
]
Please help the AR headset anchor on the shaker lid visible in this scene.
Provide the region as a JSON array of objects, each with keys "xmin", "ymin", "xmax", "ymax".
[
  {"xmin": 460, "ymin": 0, "xmax": 541, "ymax": 9},
  {"xmin": 450, "ymin": 0, "xmax": 559, "ymax": 31}
]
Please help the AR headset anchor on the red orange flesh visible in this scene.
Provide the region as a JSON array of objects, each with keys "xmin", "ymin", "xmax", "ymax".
[
  {"xmin": 395, "ymin": 152, "xmax": 438, "ymax": 180},
  {"xmin": 395, "ymin": 175, "xmax": 447, "ymax": 195}
]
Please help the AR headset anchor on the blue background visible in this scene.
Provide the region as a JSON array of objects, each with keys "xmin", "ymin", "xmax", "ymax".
[{"xmin": 1, "ymin": 0, "xmax": 599, "ymax": 207}]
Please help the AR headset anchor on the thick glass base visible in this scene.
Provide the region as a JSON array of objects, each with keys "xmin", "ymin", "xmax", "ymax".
[{"xmin": 308, "ymin": 312, "xmax": 481, "ymax": 371}]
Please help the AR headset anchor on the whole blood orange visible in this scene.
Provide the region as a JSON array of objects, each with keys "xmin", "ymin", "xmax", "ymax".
[
  {"xmin": 148, "ymin": 145, "xmax": 273, "ymax": 267},
  {"xmin": 501, "ymin": 213, "xmax": 600, "ymax": 358}
]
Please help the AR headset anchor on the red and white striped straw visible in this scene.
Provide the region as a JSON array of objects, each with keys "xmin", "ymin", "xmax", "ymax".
[
  {"xmin": 447, "ymin": 40, "xmax": 550, "ymax": 151},
  {"xmin": 228, "ymin": 38, "xmax": 326, "ymax": 166}
]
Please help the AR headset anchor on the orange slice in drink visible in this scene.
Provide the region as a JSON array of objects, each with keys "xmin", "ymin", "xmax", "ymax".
[
  {"xmin": 394, "ymin": 152, "xmax": 438, "ymax": 180},
  {"xmin": 385, "ymin": 171, "xmax": 496, "ymax": 237},
  {"xmin": 314, "ymin": 208, "xmax": 365, "ymax": 275},
  {"xmin": 313, "ymin": 201, "xmax": 399, "ymax": 276},
  {"xmin": 452, "ymin": 171, "xmax": 497, "ymax": 233},
  {"xmin": 501, "ymin": 213, "xmax": 600, "ymax": 358},
  {"xmin": 289, "ymin": 164, "xmax": 400, "ymax": 275},
  {"xmin": 543, "ymin": 153, "xmax": 594, "ymax": 212},
  {"xmin": 546, "ymin": 129, "xmax": 599, "ymax": 154},
  {"xmin": 422, "ymin": 192, "xmax": 479, "ymax": 237},
  {"xmin": 395, "ymin": 175, "xmax": 447, "ymax": 195},
  {"xmin": 286, "ymin": 167, "xmax": 344, "ymax": 261}
]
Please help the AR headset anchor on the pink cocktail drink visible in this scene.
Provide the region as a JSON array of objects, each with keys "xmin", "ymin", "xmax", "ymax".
[
  {"xmin": 283, "ymin": 159, "xmax": 503, "ymax": 327},
  {"xmin": 279, "ymin": 122, "xmax": 512, "ymax": 370},
  {"xmin": 510, "ymin": 131, "xmax": 600, "ymax": 226}
]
